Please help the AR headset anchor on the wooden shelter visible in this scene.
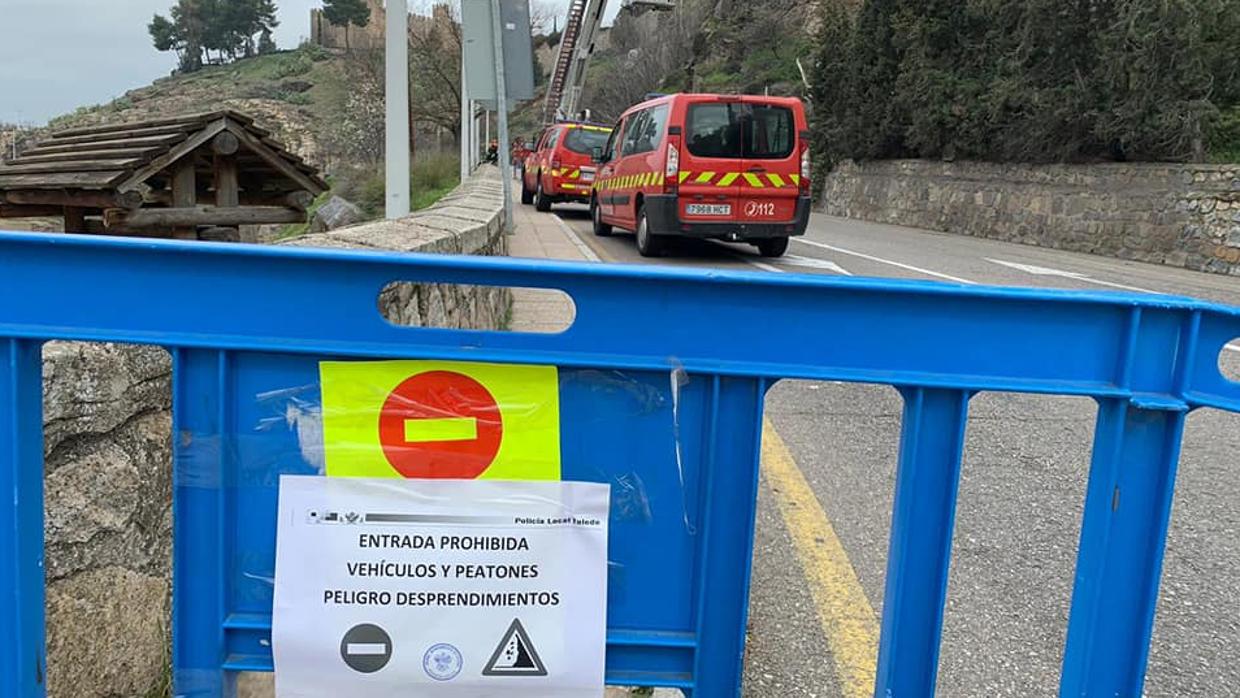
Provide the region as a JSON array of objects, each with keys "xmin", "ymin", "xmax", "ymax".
[{"xmin": 0, "ymin": 111, "xmax": 327, "ymax": 240}]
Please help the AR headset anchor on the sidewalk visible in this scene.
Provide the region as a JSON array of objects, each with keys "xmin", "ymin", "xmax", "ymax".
[{"xmin": 507, "ymin": 195, "xmax": 596, "ymax": 333}]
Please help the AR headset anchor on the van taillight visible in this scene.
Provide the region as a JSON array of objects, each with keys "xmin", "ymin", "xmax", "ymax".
[
  {"xmin": 665, "ymin": 139, "xmax": 680, "ymax": 194},
  {"xmin": 799, "ymin": 143, "xmax": 811, "ymax": 195}
]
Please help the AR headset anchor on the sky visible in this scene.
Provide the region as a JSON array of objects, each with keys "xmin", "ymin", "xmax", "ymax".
[
  {"xmin": 0, "ymin": 0, "xmax": 326, "ymax": 125},
  {"xmin": 0, "ymin": 0, "xmax": 606, "ymax": 126}
]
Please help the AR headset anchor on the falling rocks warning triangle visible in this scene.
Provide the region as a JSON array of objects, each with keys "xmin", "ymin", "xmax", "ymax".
[{"xmin": 482, "ymin": 618, "xmax": 548, "ymax": 676}]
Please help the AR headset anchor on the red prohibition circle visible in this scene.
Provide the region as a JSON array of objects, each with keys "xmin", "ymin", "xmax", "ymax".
[{"xmin": 377, "ymin": 371, "xmax": 503, "ymax": 478}]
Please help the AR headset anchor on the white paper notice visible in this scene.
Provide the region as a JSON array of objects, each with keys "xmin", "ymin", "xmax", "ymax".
[{"xmin": 272, "ymin": 476, "xmax": 610, "ymax": 697}]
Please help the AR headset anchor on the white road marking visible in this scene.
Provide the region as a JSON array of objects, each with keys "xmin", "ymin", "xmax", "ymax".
[
  {"xmin": 985, "ymin": 258, "xmax": 1159, "ymax": 294},
  {"xmin": 703, "ymin": 240, "xmax": 787, "ymax": 273},
  {"xmin": 788, "ymin": 243, "xmax": 1240, "ymax": 355},
  {"xmin": 739, "ymin": 257, "xmax": 785, "ymax": 273},
  {"xmin": 708, "ymin": 242, "xmax": 851, "ymax": 276},
  {"xmin": 793, "ymin": 238, "xmax": 976, "ymax": 284},
  {"xmin": 552, "ymin": 213, "xmax": 602, "ymax": 262},
  {"xmin": 781, "ymin": 254, "xmax": 853, "ymax": 275}
]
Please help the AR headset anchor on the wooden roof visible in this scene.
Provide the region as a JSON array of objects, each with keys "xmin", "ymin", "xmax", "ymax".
[{"xmin": 0, "ymin": 110, "xmax": 326, "ymax": 195}]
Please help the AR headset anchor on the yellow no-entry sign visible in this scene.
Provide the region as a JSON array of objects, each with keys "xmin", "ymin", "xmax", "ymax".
[{"xmin": 319, "ymin": 360, "xmax": 560, "ymax": 480}]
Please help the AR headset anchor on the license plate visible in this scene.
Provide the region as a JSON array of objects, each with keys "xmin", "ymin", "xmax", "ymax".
[
  {"xmin": 686, "ymin": 204, "xmax": 732, "ymax": 216},
  {"xmin": 580, "ymin": 170, "xmax": 595, "ymax": 182}
]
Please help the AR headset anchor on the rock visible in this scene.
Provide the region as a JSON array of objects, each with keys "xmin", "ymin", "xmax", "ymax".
[
  {"xmin": 46, "ymin": 566, "xmax": 169, "ymax": 698},
  {"xmin": 309, "ymin": 196, "xmax": 363, "ymax": 233},
  {"xmin": 239, "ymin": 672, "xmax": 275, "ymax": 698}
]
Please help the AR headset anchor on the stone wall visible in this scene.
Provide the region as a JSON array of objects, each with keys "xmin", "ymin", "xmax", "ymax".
[
  {"xmin": 821, "ymin": 160, "xmax": 1240, "ymax": 276},
  {"xmin": 43, "ymin": 169, "xmax": 512, "ymax": 697}
]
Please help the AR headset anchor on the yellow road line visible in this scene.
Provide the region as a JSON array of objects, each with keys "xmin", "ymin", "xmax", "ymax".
[{"xmin": 761, "ymin": 418, "xmax": 879, "ymax": 698}]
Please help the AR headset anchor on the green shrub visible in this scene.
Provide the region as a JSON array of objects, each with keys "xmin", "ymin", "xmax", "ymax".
[
  {"xmin": 1211, "ymin": 107, "xmax": 1240, "ymax": 163},
  {"xmin": 811, "ymin": 0, "xmax": 1240, "ymax": 165}
]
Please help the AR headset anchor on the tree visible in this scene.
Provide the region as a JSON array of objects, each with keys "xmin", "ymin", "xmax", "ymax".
[
  {"xmin": 809, "ymin": 0, "xmax": 1240, "ymax": 165},
  {"xmin": 408, "ymin": 5, "xmax": 464, "ymax": 139},
  {"xmin": 322, "ymin": 0, "xmax": 372, "ymax": 51},
  {"xmin": 258, "ymin": 27, "xmax": 277, "ymax": 54},
  {"xmin": 150, "ymin": 0, "xmax": 208, "ymax": 73},
  {"xmin": 150, "ymin": 0, "xmax": 279, "ymax": 70}
]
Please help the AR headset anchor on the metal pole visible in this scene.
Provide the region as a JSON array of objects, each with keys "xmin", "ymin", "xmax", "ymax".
[
  {"xmin": 460, "ymin": 59, "xmax": 470, "ymax": 181},
  {"xmin": 490, "ymin": 0, "xmax": 513, "ymax": 234},
  {"xmin": 384, "ymin": 0, "xmax": 411, "ymax": 219},
  {"xmin": 470, "ymin": 101, "xmax": 478, "ymax": 169}
]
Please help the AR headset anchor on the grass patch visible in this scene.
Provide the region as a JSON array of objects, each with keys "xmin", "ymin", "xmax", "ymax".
[
  {"xmin": 284, "ymin": 153, "xmax": 463, "ymax": 237},
  {"xmin": 352, "ymin": 153, "xmax": 461, "ymax": 218}
]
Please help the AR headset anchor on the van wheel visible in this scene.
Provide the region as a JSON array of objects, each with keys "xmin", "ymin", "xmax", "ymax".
[
  {"xmin": 520, "ymin": 171, "xmax": 534, "ymax": 205},
  {"xmin": 635, "ymin": 206, "xmax": 665, "ymax": 257},
  {"xmin": 756, "ymin": 236, "xmax": 789, "ymax": 258},
  {"xmin": 534, "ymin": 178, "xmax": 552, "ymax": 212},
  {"xmin": 592, "ymin": 200, "xmax": 613, "ymax": 237}
]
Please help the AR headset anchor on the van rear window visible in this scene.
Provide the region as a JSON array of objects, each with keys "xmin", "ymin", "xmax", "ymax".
[
  {"xmin": 687, "ymin": 103, "xmax": 795, "ymax": 160},
  {"xmin": 687, "ymin": 103, "xmax": 743, "ymax": 158},
  {"xmin": 562, "ymin": 128, "xmax": 611, "ymax": 155}
]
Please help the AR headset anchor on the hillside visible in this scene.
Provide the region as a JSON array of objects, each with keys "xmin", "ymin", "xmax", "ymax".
[
  {"xmin": 42, "ymin": 44, "xmax": 343, "ymax": 168},
  {"xmin": 10, "ymin": 43, "xmax": 464, "ymax": 232},
  {"xmin": 581, "ymin": 0, "xmax": 817, "ymax": 123}
]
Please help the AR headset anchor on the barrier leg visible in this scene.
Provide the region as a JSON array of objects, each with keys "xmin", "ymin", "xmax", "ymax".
[
  {"xmin": 689, "ymin": 376, "xmax": 766, "ymax": 697},
  {"xmin": 1059, "ymin": 399, "xmax": 1186, "ymax": 695},
  {"xmin": 172, "ymin": 349, "xmax": 236, "ymax": 698},
  {"xmin": 874, "ymin": 388, "xmax": 970, "ymax": 695},
  {"xmin": 0, "ymin": 339, "xmax": 46, "ymax": 697}
]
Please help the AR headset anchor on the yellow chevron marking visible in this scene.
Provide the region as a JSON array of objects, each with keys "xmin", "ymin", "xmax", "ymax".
[
  {"xmin": 743, "ymin": 173, "xmax": 766, "ymax": 188},
  {"xmin": 570, "ymin": 170, "xmax": 580, "ymax": 180},
  {"xmin": 657, "ymin": 173, "xmax": 665, "ymax": 186},
  {"xmin": 695, "ymin": 171, "xmax": 716, "ymax": 184},
  {"xmin": 768, "ymin": 173, "xmax": 787, "ymax": 188},
  {"xmin": 791, "ymin": 174, "xmax": 802, "ymax": 186},
  {"xmin": 679, "ymin": 171, "xmax": 692, "ymax": 184},
  {"xmin": 717, "ymin": 172, "xmax": 740, "ymax": 187}
]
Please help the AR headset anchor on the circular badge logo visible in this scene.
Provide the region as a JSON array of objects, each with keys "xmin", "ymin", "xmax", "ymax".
[{"xmin": 423, "ymin": 643, "xmax": 463, "ymax": 681}]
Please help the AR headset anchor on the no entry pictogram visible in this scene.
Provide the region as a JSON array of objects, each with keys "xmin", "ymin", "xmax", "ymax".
[{"xmin": 377, "ymin": 370, "xmax": 504, "ymax": 478}]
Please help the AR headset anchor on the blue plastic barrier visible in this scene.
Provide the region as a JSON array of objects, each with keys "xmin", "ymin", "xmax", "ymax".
[{"xmin": 2, "ymin": 230, "xmax": 1240, "ymax": 697}]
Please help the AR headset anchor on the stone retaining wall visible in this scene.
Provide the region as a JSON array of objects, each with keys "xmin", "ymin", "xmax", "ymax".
[
  {"xmin": 821, "ymin": 160, "xmax": 1240, "ymax": 276},
  {"xmin": 43, "ymin": 169, "xmax": 512, "ymax": 697}
]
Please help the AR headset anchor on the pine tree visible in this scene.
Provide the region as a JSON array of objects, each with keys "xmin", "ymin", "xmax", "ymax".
[
  {"xmin": 151, "ymin": 0, "xmax": 278, "ymax": 68},
  {"xmin": 258, "ymin": 27, "xmax": 277, "ymax": 55},
  {"xmin": 150, "ymin": 0, "xmax": 208, "ymax": 72},
  {"xmin": 322, "ymin": 0, "xmax": 372, "ymax": 51}
]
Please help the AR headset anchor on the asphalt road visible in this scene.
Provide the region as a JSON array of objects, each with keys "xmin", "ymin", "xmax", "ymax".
[{"xmin": 540, "ymin": 202, "xmax": 1240, "ymax": 697}]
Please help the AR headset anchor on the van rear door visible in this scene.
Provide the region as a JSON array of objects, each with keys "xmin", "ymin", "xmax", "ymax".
[
  {"xmin": 738, "ymin": 100, "xmax": 800, "ymax": 225},
  {"xmin": 680, "ymin": 98, "xmax": 743, "ymax": 224}
]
